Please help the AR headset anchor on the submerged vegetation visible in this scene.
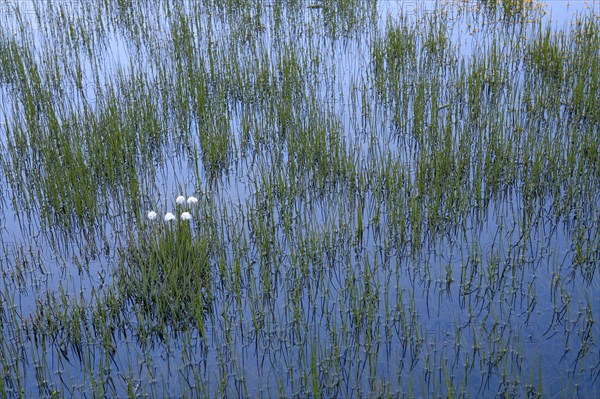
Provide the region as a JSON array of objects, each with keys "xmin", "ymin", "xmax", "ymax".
[{"xmin": 0, "ymin": 0, "xmax": 599, "ymax": 397}]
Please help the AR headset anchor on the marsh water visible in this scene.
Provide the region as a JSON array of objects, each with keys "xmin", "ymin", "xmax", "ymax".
[{"xmin": 0, "ymin": 0, "xmax": 599, "ymax": 397}]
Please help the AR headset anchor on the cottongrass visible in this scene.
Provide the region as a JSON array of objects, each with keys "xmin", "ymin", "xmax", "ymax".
[{"xmin": 164, "ymin": 212, "xmax": 176, "ymax": 221}]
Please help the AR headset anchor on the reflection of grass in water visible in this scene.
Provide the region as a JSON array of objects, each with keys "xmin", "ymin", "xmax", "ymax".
[
  {"xmin": 119, "ymin": 220, "xmax": 213, "ymax": 337},
  {"xmin": 450, "ymin": 0, "xmax": 548, "ymax": 21},
  {"xmin": 0, "ymin": 0, "xmax": 598, "ymax": 397}
]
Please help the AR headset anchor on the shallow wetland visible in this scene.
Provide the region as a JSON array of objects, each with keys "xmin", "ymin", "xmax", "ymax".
[{"xmin": 0, "ymin": 0, "xmax": 599, "ymax": 397}]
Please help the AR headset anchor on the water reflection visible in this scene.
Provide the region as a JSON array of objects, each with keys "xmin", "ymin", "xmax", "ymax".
[{"xmin": 0, "ymin": 0, "xmax": 598, "ymax": 397}]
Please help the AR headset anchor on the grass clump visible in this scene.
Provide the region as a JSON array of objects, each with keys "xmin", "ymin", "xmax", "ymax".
[{"xmin": 118, "ymin": 219, "xmax": 213, "ymax": 337}]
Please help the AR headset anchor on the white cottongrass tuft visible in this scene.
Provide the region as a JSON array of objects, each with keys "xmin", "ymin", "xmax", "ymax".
[
  {"xmin": 147, "ymin": 211, "xmax": 157, "ymax": 220},
  {"xmin": 181, "ymin": 212, "xmax": 192, "ymax": 221},
  {"xmin": 164, "ymin": 212, "xmax": 176, "ymax": 222},
  {"xmin": 187, "ymin": 196, "xmax": 198, "ymax": 205},
  {"xmin": 176, "ymin": 195, "xmax": 186, "ymax": 205}
]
